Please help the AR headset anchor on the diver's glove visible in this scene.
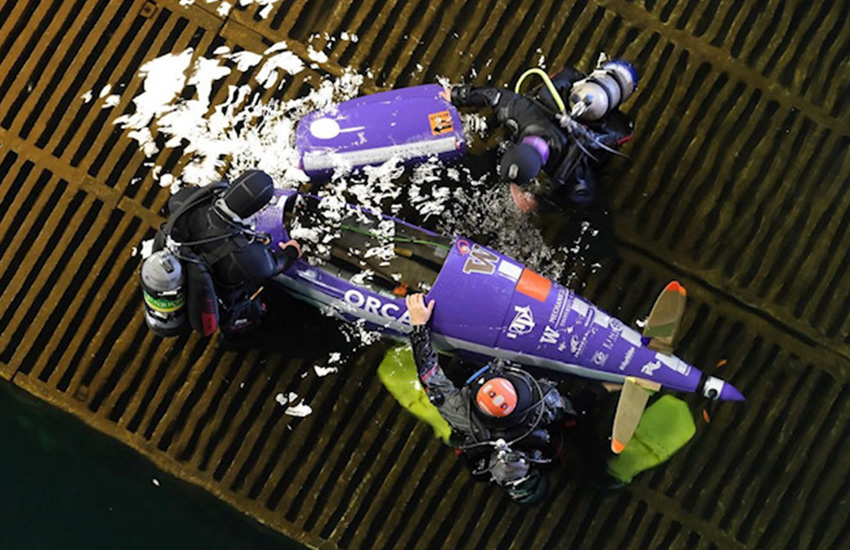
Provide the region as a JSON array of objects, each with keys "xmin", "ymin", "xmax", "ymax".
[{"xmin": 450, "ymin": 84, "xmax": 472, "ymax": 104}]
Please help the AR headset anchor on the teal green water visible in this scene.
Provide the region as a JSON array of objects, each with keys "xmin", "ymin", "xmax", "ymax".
[{"xmin": 0, "ymin": 380, "xmax": 305, "ymax": 550}]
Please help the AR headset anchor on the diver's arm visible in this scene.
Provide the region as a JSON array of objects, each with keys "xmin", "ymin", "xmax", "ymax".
[
  {"xmin": 406, "ymin": 294, "xmax": 453, "ymax": 393},
  {"xmin": 409, "ymin": 325, "xmax": 446, "ymax": 388},
  {"xmin": 409, "ymin": 325, "xmax": 462, "ymax": 402},
  {"xmin": 452, "ymin": 85, "xmax": 541, "ymax": 138},
  {"xmin": 271, "ymin": 240, "xmax": 301, "ymax": 275},
  {"xmin": 449, "ymin": 84, "xmax": 504, "ymax": 109},
  {"xmin": 406, "ymin": 295, "xmax": 463, "ymax": 402},
  {"xmin": 409, "ymin": 323, "xmax": 473, "ymax": 433},
  {"xmin": 222, "ymin": 240, "xmax": 301, "ymax": 285}
]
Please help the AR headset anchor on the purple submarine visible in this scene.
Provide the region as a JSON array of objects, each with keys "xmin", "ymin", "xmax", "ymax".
[{"xmin": 254, "ymin": 189, "xmax": 744, "ymax": 405}]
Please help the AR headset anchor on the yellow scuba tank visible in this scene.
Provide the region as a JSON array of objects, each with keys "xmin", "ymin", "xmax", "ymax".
[{"xmin": 140, "ymin": 249, "xmax": 187, "ymax": 337}]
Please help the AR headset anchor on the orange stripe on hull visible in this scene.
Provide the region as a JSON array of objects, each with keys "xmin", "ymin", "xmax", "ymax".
[{"xmin": 517, "ymin": 269, "xmax": 552, "ymax": 302}]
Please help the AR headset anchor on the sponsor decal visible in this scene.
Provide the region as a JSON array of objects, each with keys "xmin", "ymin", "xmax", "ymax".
[
  {"xmin": 570, "ymin": 298, "xmax": 589, "ymax": 318},
  {"xmin": 640, "ymin": 360, "xmax": 662, "ymax": 376},
  {"xmin": 618, "ymin": 347, "xmax": 635, "ymax": 371},
  {"xmin": 429, "ymin": 110, "xmax": 454, "ymax": 135},
  {"xmin": 507, "ymin": 305, "xmax": 535, "ymax": 339},
  {"xmin": 602, "ymin": 317, "xmax": 625, "ymax": 350},
  {"xmin": 456, "ymin": 239, "xmax": 470, "ymax": 255},
  {"xmin": 344, "ymin": 289, "xmax": 411, "ymax": 324},
  {"xmin": 621, "ymin": 326, "xmax": 644, "ymax": 346},
  {"xmin": 462, "ymin": 244, "xmax": 499, "ymax": 275},
  {"xmin": 549, "ymin": 288, "xmax": 567, "ymax": 324},
  {"xmin": 539, "ymin": 325, "xmax": 559, "ymax": 345},
  {"xmin": 516, "ymin": 269, "xmax": 552, "ymax": 302},
  {"xmin": 593, "ymin": 311, "xmax": 610, "ymax": 328},
  {"xmin": 592, "ymin": 351, "xmax": 609, "ymax": 366},
  {"xmin": 497, "ymin": 260, "xmax": 522, "ymax": 282},
  {"xmin": 570, "ymin": 335, "xmax": 582, "ymax": 355},
  {"xmin": 659, "ymin": 354, "xmax": 692, "ymax": 376}
]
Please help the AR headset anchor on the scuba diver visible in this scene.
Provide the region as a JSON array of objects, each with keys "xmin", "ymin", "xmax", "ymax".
[
  {"xmin": 140, "ymin": 170, "xmax": 301, "ymax": 338},
  {"xmin": 405, "ymin": 293, "xmax": 576, "ymax": 504},
  {"xmin": 442, "ymin": 56, "xmax": 637, "ymax": 212}
]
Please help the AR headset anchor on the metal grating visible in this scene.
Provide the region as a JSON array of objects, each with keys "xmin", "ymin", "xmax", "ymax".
[{"xmin": 2, "ymin": 0, "xmax": 850, "ymax": 549}]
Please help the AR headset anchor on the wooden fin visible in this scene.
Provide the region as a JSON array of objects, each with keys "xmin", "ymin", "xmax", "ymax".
[
  {"xmin": 610, "ymin": 377, "xmax": 660, "ymax": 454},
  {"xmin": 643, "ymin": 281, "xmax": 687, "ymax": 354}
]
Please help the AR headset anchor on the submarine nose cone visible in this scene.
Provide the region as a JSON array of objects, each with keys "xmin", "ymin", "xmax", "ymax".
[
  {"xmin": 702, "ymin": 375, "xmax": 745, "ymax": 401},
  {"xmin": 720, "ymin": 382, "xmax": 745, "ymax": 402}
]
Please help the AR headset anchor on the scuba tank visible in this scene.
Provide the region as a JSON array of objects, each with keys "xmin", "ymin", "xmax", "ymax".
[
  {"xmin": 140, "ymin": 249, "xmax": 187, "ymax": 337},
  {"xmin": 567, "ymin": 60, "xmax": 638, "ymax": 121},
  {"xmin": 138, "ymin": 182, "xmax": 227, "ymax": 338}
]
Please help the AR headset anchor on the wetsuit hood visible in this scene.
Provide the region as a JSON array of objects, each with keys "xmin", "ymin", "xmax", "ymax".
[
  {"xmin": 499, "ymin": 142, "xmax": 543, "ymax": 184},
  {"xmin": 220, "ymin": 170, "xmax": 274, "ymax": 219}
]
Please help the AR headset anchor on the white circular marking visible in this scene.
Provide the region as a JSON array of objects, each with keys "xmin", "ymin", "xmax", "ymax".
[{"xmin": 310, "ymin": 118, "xmax": 340, "ymax": 140}]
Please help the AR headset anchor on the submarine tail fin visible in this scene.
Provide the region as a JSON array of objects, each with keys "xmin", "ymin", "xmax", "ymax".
[
  {"xmin": 611, "ymin": 377, "xmax": 661, "ymax": 454},
  {"xmin": 643, "ymin": 281, "xmax": 687, "ymax": 355}
]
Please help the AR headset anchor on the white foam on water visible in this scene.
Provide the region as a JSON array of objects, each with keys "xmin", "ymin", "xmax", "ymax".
[
  {"xmin": 132, "ymin": 238, "xmax": 156, "ymax": 258},
  {"xmin": 216, "ymin": 1, "xmax": 232, "ymax": 16},
  {"xmin": 103, "ymin": 94, "xmax": 121, "ymax": 108},
  {"xmin": 285, "ymin": 400, "xmax": 313, "ymax": 417},
  {"xmin": 115, "ymin": 49, "xmax": 194, "ymax": 133},
  {"xmin": 178, "ymin": 0, "xmax": 280, "ymax": 17},
  {"xmin": 314, "ymin": 365, "xmax": 339, "ymax": 377},
  {"xmin": 307, "ymin": 46, "xmax": 329, "ymax": 64},
  {"xmin": 460, "ymin": 112, "xmax": 488, "ymax": 145}
]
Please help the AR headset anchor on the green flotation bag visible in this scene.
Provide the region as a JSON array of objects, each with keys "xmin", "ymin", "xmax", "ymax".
[
  {"xmin": 377, "ymin": 345, "xmax": 452, "ymax": 443},
  {"xmin": 606, "ymin": 395, "xmax": 696, "ymax": 483}
]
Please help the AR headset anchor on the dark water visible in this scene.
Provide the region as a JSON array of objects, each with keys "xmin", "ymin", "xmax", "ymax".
[{"xmin": 0, "ymin": 380, "xmax": 305, "ymax": 550}]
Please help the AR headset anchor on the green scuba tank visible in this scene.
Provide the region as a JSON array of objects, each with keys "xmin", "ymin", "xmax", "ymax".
[{"xmin": 140, "ymin": 250, "xmax": 187, "ymax": 337}]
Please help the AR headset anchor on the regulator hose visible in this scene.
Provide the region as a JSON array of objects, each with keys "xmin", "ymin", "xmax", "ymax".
[{"xmin": 514, "ymin": 68, "xmax": 567, "ymax": 115}]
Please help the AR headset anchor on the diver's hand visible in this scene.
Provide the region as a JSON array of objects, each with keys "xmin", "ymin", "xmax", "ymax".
[
  {"xmin": 510, "ymin": 183, "xmax": 539, "ymax": 213},
  {"xmin": 439, "ymin": 87, "xmax": 451, "ymax": 102},
  {"xmin": 279, "ymin": 239, "xmax": 302, "ymax": 258},
  {"xmin": 406, "ymin": 294, "xmax": 435, "ymax": 326}
]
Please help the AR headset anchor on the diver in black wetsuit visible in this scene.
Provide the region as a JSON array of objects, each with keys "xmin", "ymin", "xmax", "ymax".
[
  {"xmin": 157, "ymin": 170, "xmax": 302, "ymax": 335},
  {"xmin": 405, "ymin": 293, "xmax": 575, "ymax": 504},
  {"xmin": 443, "ymin": 58, "xmax": 637, "ymax": 212}
]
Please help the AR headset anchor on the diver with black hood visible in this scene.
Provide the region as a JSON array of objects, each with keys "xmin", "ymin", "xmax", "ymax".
[
  {"xmin": 405, "ymin": 293, "xmax": 578, "ymax": 505},
  {"xmin": 140, "ymin": 170, "xmax": 301, "ymax": 337},
  {"xmin": 443, "ymin": 56, "xmax": 638, "ymax": 212}
]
